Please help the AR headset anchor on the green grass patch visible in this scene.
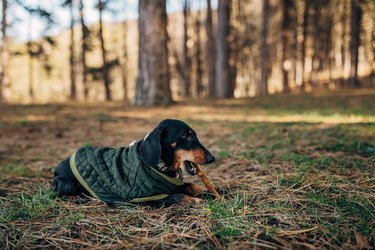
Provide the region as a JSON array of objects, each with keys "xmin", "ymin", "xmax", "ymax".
[
  {"xmin": 57, "ymin": 210, "xmax": 85, "ymax": 226},
  {"xmin": 216, "ymin": 150, "xmax": 231, "ymax": 160},
  {"xmin": 82, "ymin": 141, "xmax": 93, "ymax": 147},
  {"xmin": 278, "ymin": 175, "xmax": 303, "ymax": 188},
  {"xmin": 0, "ymin": 185, "xmax": 59, "ymax": 223},
  {"xmin": 279, "ymin": 152, "xmax": 314, "ymax": 173},
  {"xmin": 208, "ymin": 194, "xmax": 253, "ymax": 240},
  {"xmin": 0, "ymin": 162, "xmax": 37, "ymax": 178},
  {"xmin": 97, "ymin": 112, "xmax": 110, "ymax": 123},
  {"xmin": 308, "ymin": 190, "xmax": 374, "ymax": 239},
  {"xmin": 240, "ymin": 147, "xmax": 275, "ymax": 164},
  {"xmin": 243, "ymin": 125, "xmax": 257, "ymax": 136},
  {"xmin": 323, "ymin": 140, "xmax": 375, "ymax": 157},
  {"xmin": 17, "ymin": 117, "xmax": 28, "ymax": 127}
]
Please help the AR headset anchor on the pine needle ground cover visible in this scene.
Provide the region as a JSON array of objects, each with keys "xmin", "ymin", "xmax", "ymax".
[{"xmin": 1, "ymin": 89, "xmax": 374, "ymax": 249}]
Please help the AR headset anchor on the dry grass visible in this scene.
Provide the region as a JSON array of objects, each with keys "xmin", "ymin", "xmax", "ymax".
[{"xmin": 0, "ymin": 90, "xmax": 374, "ymax": 249}]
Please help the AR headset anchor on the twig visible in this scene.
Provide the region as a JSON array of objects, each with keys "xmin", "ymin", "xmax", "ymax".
[
  {"xmin": 276, "ymin": 226, "xmax": 319, "ymax": 236},
  {"xmin": 195, "ymin": 164, "xmax": 222, "ymax": 198}
]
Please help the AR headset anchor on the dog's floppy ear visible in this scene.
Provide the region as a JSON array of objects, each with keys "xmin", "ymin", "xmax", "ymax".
[{"xmin": 140, "ymin": 125, "xmax": 164, "ymax": 167}]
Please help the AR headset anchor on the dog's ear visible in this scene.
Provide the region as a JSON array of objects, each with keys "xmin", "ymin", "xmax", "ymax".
[{"xmin": 139, "ymin": 125, "xmax": 164, "ymax": 167}]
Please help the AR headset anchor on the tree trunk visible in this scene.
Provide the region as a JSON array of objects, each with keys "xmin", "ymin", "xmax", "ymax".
[
  {"xmin": 372, "ymin": 16, "xmax": 375, "ymax": 86},
  {"xmin": 348, "ymin": 0, "xmax": 362, "ymax": 87},
  {"xmin": 27, "ymin": 43, "xmax": 34, "ymax": 100},
  {"xmin": 28, "ymin": 58, "xmax": 33, "ymax": 99},
  {"xmin": 281, "ymin": 0, "xmax": 292, "ymax": 93},
  {"xmin": 171, "ymin": 42, "xmax": 185, "ymax": 88},
  {"xmin": 341, "ymin": 0, "xmax": 348, "ymax": 77},
  {"xmin": 229, "ymin": 0, "xmax": 240, "ymax": 97},
  {"xmin": 259, "ymin": 0, "xmax": 270, "ymax": 96},
  {"xmin": 120, "ymin": 18, "xmax": 128, "ymax": 101},
  {"xmin": 134, "ymin": 0, "xmax": 172, "ymax": 106},
  {"xmin": 195, "ymin": 7, "xmax": 203, "ymax": 97},
  {"xmin": 291, "ymin": 0, "xmax": 298, "ymax": 87},
  {"xmin": 182, "ymin": 0, "xmax": 191, "ymax": 97},
  {"xmin": 215, "ymin": 0, "xmax": 232, "ymax": 98},
  {"xmin": 311, "ymin": 0, "xmax": 320, "ymax": 87},
  {"xmin": 79, "ymin": 0, "xmax": 88, "ymax": 100},
  {"xmin": 300, "ymin": 0, "xmax": 310, "ymax": 90},
  {"xmin": 206, "ymin": 0, "xmax": 215, "ymax": 97},
  {"xmin": 0, "ymin": 0, "xmax": 10, "ymax": 102},
  {"xmin": 98, "ymin": 0, "xmax": 111, "ymax": 101},
  {"xmin": 69, "ymin": 1, "xmax": 77, "ymax": 100},
  {"xmin": 325, "ymin": 10, "xmax": 333, "ymax": 82}
]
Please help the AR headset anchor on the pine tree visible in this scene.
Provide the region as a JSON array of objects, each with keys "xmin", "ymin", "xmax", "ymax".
[{"xmin": 134, "ymin": 0, "xmax": 171, "ymax": 105}]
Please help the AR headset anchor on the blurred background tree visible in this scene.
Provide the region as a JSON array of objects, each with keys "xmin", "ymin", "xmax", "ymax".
[
  {"xmin": 134, "ymin": 0, "xmax": 171, "ymax": 105},
  {"xmin": 0, "ymin": 0, "xmax": 374, "ymax": 104},
  {"xmin": 61, "ymin": 0, "xmax": 77, "ymax": 100},
  {"xmin": 1, "ymin": 0, "xmax": 10, "ymax": 102}
]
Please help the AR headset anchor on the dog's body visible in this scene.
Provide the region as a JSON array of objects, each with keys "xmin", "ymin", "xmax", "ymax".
[{"xmin": 53, "ymin": 119, "xmax": 215, "ymax": 205}]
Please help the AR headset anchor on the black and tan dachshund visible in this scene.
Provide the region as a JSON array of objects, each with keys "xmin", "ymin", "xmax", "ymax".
[{"xmin": 53, "ymin": 119, "xmax": 215, "ymax": 205}]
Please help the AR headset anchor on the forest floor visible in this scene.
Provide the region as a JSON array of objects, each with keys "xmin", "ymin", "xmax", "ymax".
[{"xmin": 0, "ymin": 89, "xmax": 374, "ymax": 249}]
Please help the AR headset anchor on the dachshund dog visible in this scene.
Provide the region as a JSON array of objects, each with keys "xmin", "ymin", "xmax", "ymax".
[{"xmin": 53, "ymin": 119, "xmax": 215, "ymax": 205}]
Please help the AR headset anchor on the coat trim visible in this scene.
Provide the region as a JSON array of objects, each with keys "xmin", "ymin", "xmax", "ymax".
[
  {"xmin": 69, "ymin": 152, "xmax": 100, "ymax": 200},
  {"xmin": 150, "ymin": 167, "xmax": 184, "ymax": 186},
  {"xmin": 130, "ymin": 193, "xmax": 169, "ymax": 203}
]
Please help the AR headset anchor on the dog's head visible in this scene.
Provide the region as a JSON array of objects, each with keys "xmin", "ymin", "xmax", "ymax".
[{"xmin": 139, "ymin": 119, "xmax": 215, "ymax": 175}]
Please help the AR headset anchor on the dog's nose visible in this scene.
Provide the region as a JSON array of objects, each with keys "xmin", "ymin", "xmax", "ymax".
[{"xmin": 206, "ymin": 154, "xmax": 215, "ymax": 164}]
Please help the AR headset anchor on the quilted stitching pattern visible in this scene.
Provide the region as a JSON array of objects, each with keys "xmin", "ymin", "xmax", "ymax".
[{"xmin": 73, "ymin": 144, "xmax": 180, "ymax": 203}]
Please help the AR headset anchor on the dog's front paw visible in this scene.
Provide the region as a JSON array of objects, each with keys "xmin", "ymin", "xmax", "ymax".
[{"xmin": 181, "ymin": 195, "xmax": 203, "ymax": 204}]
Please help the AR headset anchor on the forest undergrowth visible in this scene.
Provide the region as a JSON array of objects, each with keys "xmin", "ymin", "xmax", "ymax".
[{"xmin": 0, "ymin": 89, "xmax": 374, "ymax": 249}]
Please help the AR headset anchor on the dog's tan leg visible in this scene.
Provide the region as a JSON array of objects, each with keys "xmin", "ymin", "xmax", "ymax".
[
  {"xmin": 180, "ymin": 183, "xmax": 206, "ymax": 196},
  {"xmin": 180, "ymin": 195, "xmax": 203, "ymax": 204}
]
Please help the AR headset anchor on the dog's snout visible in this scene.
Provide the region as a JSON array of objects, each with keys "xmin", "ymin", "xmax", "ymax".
[{"xmin": 206, "ymin": 154, "xmax": 215, "ymax": 164}]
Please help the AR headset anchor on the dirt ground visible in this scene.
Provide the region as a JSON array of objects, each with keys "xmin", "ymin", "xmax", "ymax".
[{"xmin": 1, "ymin": 89, "xmax": 374, "ymax": 249}]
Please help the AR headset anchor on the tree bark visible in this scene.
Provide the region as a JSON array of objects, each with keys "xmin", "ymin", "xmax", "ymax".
[
  {"xmin": 120, "ymin": 18, "xmax": 128, "ymax": 101},
  {"xmin": 341, "ymin": 0, "xmax": 348, "ymax": 76},
  {"xmin": 215, "ymin": 0, "xmax": 232, "ymax": 98},
  {"xmin": 229, "ymin": 0, "xmax": 240, "ymax": 97},
  {"xmin": 28, "ymin": 60, "xmax": 33, "ymax": 99},
  {"xmin": 0, "ymin": 0, "xmax": 10, "ymax": 102},
  {"xmin": 134, "ymin": 0, "xmax": 172, "ymax": 106},
  {"xmin": 281, "ymin": 0, "xmax": 292, "ymax": 93},
  {"xmin": 69, "ymin": 1, "xmax": 77, "ymax": 100},
  {"xmin": 182, "ymin": 0, "xmax": 191, "ymax": 97},
  {"xmin": 259, "ymin": 0, "xmax": 270, "ymax": 96},
  {"xmin": 325, "ymin": 9, "xmax": 333, "ymax": 82},
  {"xmin": 206, "ymin": 0, "xmax": 215, "ymax": 97},
  {"xmin": 311, "ymin": 0, "xmax": 320, "ymax": 87},
  {"xmin": 27, "ymin": 42, "xmax": 34, "ymax": 100},
  {"xmin": 291, "ymin": 0, "xmax": 298, "ymax": 88},
  {"xmin": 348, "ymin": 0, "xmax": 362, "ymax": 87},
  {"xmin": 98, "ymin": 0, "xmax": 111, "ymax": 101},
  {"xmin": 300, "ymin": 0, "xmax": 310, "ymax": 90},
  {"xmin": 171, "ymin": 42, "xmax": 185, "ymax": 87},
  {"xmin": 79, "ymin": 0, "xmax": 88, "ymax": 100},
  {"xmin": 195, "ymin": 8, "xmax": 203, "ymax": 97}
]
